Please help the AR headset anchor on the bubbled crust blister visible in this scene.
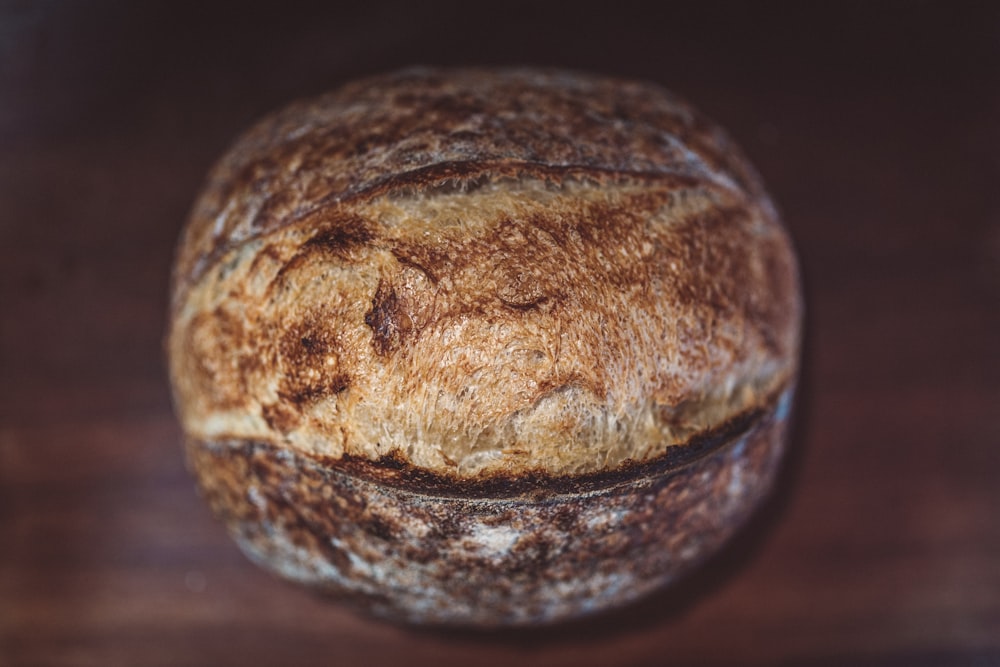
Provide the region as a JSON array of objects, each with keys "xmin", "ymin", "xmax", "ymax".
[{"xmin": 168, "ymin": 68, "xmax": 801, "ymax": 477}]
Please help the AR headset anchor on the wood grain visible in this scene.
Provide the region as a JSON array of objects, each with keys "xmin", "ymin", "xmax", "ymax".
[{"xmin": 2, "ymin": 2, "xmax": 999, "ymax": 665}]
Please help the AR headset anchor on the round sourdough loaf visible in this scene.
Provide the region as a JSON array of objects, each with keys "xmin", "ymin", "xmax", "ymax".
[{"xmin": 168, "ymin": 67, "xmax": 802, "ymax": 625}]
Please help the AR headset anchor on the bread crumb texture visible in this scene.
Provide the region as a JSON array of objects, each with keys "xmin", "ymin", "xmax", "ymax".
[{"xmin": 168, "ymin": 68, "xmax": 800, "ymax": 476}]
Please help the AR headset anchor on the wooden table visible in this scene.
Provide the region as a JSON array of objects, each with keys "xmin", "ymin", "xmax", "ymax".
[{"xmin": 2, "ymin": 2, "xmax": 998, "ymax": 665}]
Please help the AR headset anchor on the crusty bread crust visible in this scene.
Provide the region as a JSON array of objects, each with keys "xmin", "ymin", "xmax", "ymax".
[{"xmin": 168, "ymin": 67, "xmax": 801, "ymax": 477}]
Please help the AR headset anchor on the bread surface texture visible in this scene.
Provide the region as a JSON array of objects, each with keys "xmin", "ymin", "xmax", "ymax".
[{"xmin": 168, "ymin": 67, "xmax": 800, "ymax": 477}]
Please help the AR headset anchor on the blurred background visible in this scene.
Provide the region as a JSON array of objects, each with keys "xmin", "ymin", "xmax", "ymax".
[{"xmin": 1, "ymin": 1, "xmax": 998, "ymax": 665}]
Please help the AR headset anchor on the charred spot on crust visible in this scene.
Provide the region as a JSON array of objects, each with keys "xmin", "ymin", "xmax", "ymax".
[
  {"xmin": 304, "ymin": 215, "xmax": 376, "ymax": 256},
  {"xmin": 277, "ymin": 316, "xmax": 351, "ymax": 411},
  {"xmin": 279, "ymin": 373, "xmax": 350, "ymax": 406},
  {"xmin": 365, "ymin": 280, "xmax": 413, "ymax": 356}
]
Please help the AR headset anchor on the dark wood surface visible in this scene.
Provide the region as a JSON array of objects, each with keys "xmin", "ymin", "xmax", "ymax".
[{"xmin": 2, "ymin": 2, "xmax": 999, "ymax": 665}]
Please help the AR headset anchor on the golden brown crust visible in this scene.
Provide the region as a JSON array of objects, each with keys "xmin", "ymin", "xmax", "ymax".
[
  {"xmin": 172, "ymin": 67, "xmax": 772, "ymax": 303},
  {"xmin": 167, "ymin": 68, "xmax": 801, "ymax": 477}
]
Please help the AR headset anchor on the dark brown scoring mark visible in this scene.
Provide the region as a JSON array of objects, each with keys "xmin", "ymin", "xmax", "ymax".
[
  {"xmin": 172, "ymin": 67, "xmax": 769, "ymax": 309},
  {"xmin": 304, "ymin": 215, "xmax": 376, "ymax": 257},
  {"xmin": 299, "ymin": 388, "xmax": 780, "ymax": 499},
  {"xmin": 184, "ymin": 391, "xmax": 789, "ymax": 624},
  {"xmin": 499, "ymin": 296, "xmax": 549, "ymax": 312},
  {"xmin": 264, "ymin": 214, "xmax": 375, "ymax": 300},
  {"xmin": 364, "ymin": 280, "xmax": 413, "ymax": 356}
]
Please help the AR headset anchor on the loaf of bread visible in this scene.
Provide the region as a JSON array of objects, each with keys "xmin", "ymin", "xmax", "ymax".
[{"xmin": 168, "ymin": 67, "xmax": 801, "ymax": 625}]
